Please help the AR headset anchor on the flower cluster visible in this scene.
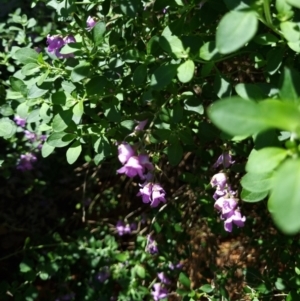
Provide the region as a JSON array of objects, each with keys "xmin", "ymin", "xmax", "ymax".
[
  {"xmin": 211, "ymin": 154, "xmax": 246, "ymax": 232},
  {"xmin": 151, "ymin": 272, "xmax": 170, "ymax": 300},
  {"xmin": 146, "ymin": 234, "xmax": 158, "ymax": 254},
  {"xmin": 47, "ymin": 34, "xmax": 76, "ymax": 59},
  {"xmin": 14, "ymin": 115, "xmax": 47, "ymax": 171},
  {"xmin": 116, "ymin": 120, "xmax": 166, "ymax": 208}
]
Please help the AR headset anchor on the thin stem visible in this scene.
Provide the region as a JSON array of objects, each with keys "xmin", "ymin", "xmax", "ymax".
[{"xmin": 263, "ymin": 0, "xmax": 273, "ymax": 26}]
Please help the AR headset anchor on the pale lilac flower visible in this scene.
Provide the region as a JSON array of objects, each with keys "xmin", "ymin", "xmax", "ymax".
[
  {"xmin": 86, "ymin": 16, "xmax": 97, "ymax": 30},
  {"xmin": 14, "ymin": 116, "xmax": 26, "ymax": 127},
  {"xmin": 16, "ymin": 153, "xmax": 37, "ymax": 171},
  {"xmin": 134, "ymin": 119, "xmax": 148, "ymax": 131},
  {"xmin": 213, "ymin": 152, "xmax": 234, "ymax": 169},
  {"xmin": 117, "ymin": 156, "xmax": 144, "ymax": 178},
  {"xmin": 169, "ymin": 262, "xmax": 183, "ymax": 270},
  {"xmin": 224, "ymin": 210, "xmax": 246, "ymax": 232},
  {"xmin": 210, "ymin": 173, "xmax": 227, "ymax": 190},
  {"xmin": 118, "ymin": 142, "xmax": 135, "ymax": 164},
  {"xmin": 213, "ymin": 187, "xmax": 226, "ymax": 200},
  {"xmin": 157, "ymin": 272, "xmax": 171, "ymax": 284},
  {"xmin": 116, "ymin": 220, "xmax": 131, "ymax": 236},
  {"xmin": 214, "ymin": 197, "xmax": 237, "ymax": 217},
  {"xmin": 151, "ymin": 283, "xmax": 168, "ymax": 301},
  {"xmin": 24, "ymin": 130, "xmax": 37, "ymax": 142},
  {"xmin": 146, "ymin": 235, "xmax": 158, "ymax": 254},
  {"xmin": 138, "ymin": 154, "xmax": 154, "ymax": 171},
  {"xmin": 137, "ymin": 183, "xmax": 166, "ymax": 207}
]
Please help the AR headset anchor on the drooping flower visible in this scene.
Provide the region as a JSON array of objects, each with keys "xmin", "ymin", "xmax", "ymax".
[
  {"xmin": 213, "ymin": 152, "xmax": 234, "ymax": 169},
  {"xmin": 117, "ymin": 156, "xmax": 145, "ymax": 178},
  {"xmin": 16, "ymin": 153, "xmax": 37, "ymax": 171},
  {"xmin": 146, "ymin": 235, "xmax": 158, "ymax": 254},
  {"xmin": 157, "ymin": 272, "xmax": 171, "ymax": 284},
  {"xmin": 86, "ymin": 16, "xmax": 97, "ymax": 30},
  {"xmin": 134, "ymin": 119, "xmax": 148, "ymax": 132},
  {"xmin": 137, "ymin": 183, "xmax": 166, "ymax": 207},
  {"xmin": 224, "ymin": 210, "xmax": 246, "ymax": 232},
  {"xmin": 151, "ymin": 283, "xmax": 168, "ymax": 301},
  {"xmin": 138, "ymin": 154, "xmax": 154, "ymax": 171},
  {"xmin": 116, "ymin": 220, "xmax": 131, "ymax": 236},
  {"xmin": 118, "ymin": 142, "xmax": 135, "ymax": 164},
  {"xmin": 210, "ymin": 173, "xmax": 227, "ymax": 190},
  {"xmin": 214, "ymin": 197, "xmax": 238, "ymax": 217},
  {"xmin": 14, "ymin": 116, "xmax": 26, "ymax": 127}
]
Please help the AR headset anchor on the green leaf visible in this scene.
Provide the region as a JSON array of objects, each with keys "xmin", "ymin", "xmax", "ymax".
[
  {"xmin": 52, "ymin": 110, "xmax": 73, "ymax": 132},
  {"xmin": 167, "ymin": 141, "xmax": 183, "ymax": 166},
  {"xmin": 241, "ymin": 172, "xmax": 273, "ymax": 192},
  {"xmin": 216, "ymin": 10, "xmax": 258, "ymax": 54},
  {"xmin": 235, "ymin": 83, "xmax": 265, "ymax": 100},
  {"xmin": 177, "ymin": 60, "xmax": 194, "ymax": 83},
  {"xmin": 133, "ymin": 65, "xmax": 147, "ymax": 86},
  {"xmin": 268, "ymin": 159, "xmax": 300, "ymax": 234},
  {"xmin": 66, "ymin": 140, "xmax": 82, "ymax": 164},
  {"xmin": 179, "ymin": 272, "xmax": 191, "ymax": 288},
  {"xmin": 9, "ymin": 77, "xmax": 27, "ymax": 96},
  {"xmin": 27, "ymin": 84, "xmax": 48, "ymax": 99},
  {"xmin": 246, "ymin": 148, "xmax": 288, "ymax": 174},
  {"xmin": 200, "ymin": 284, "xmax": 214, "ymax": 293},
  {"xmin": 279, "ymin": 67, "xmax": 300, "ymax": 102},
  {"xmin": 20, "ymin": 262, "xmax": 32, "ymax": 273},
  {"xmin": 0, "ymin": 118, "xmax": 17, "ymax": 138},
  {"xmin": 86, "ymin": 76, "xmax": 112, "ymax": 96},
  {"xmin": 280, "ymin": 21, "xmax": 300, "ymax": 42},
  {"xmin": 254, "ymin": 33, "xmax": 279, "ymax": 45},
  {"xmin": 92, "ymin": 22, "xmax": 106, "ymax": 46},
  {"xmin": 41, "ymin": 142, "xmax": 55, "ymax": 158},
  {"xmin": 184, "ymin": 96, "xmax": 204, "ymax": 115},
  {"xmin": 287, "ymin": 0, "xmax": 300, "ymax": 8},
  {"xmin": 266, "ymin": 47, "xmax": 284, "ymax": 75},
  {"xmin": 159, "ymin": 34, "xmax": 187, "ymax": 59},
  {"xmin": 150, "ymin": 64, "xmax": 177, "ymax": 90},
  {"xmin": 199, "ymin": 41, "xmax": 221, "ymax": 61},
  {"xmin": 15, "ymin": 48, "xmax": 39, "ymax": 64},
  {"xmin": 241, "ymin": 188, "xmax": 268, "ymax": 202},
  {"xmin": 47, "ymin": 132, "xmax": 76, "ymax": 148},
  {"xmin": 71, "ymin": 62, "xmax": 90, "ymax": 82},
  {"xmin": 21, "ymin": 63, "xmax": 40, "ymax": 76},
  {"xmin": 135, "ymin": 265, "xmax": 146, "ymax": 279},
  {"xmin": 208, "ymin": 97, "xmax": 264, "ymax": 136},
  {"xmin": 214, "ymin": 75, "xmax": 232, "ymax": 99}
]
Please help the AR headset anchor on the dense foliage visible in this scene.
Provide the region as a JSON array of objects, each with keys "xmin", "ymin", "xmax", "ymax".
[{"xmin": 2, "ymin": 0, "xmax": 300, "ymax": 300}]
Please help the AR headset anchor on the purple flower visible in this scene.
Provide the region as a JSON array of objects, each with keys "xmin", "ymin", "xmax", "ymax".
[
  {"xmin": 134, "ymin": 119, "xmax": 148, "ymax": 131},
  {"xmin": 213, "ymin": 152, "xmax": 234, "ymax": 169},
  {"xmin": 151, "ymin": 283, "xmax": 168, "ymax": 301},
  {"xmin": 214, "ymin": 197, "xmax": 237, "ymax": 217},
  {"xmin": 137, "ymin": 183, "xmax": 166, "ymax": 207},
  {"xmin": 118, "ymin": 142, "xmax": 135, "ymax": 164},
  {"xmin": 224, "ymin": 210, "xmax": 246, "ymax": 232},
  {"xmin": 117, "ymin": 156, "xmax": 145, "ymax": 178},
  {"xmin": 47, "ymin": 34, "xmax": 76, "ymax": 59},
  {"xmin": 86, "ymin": 16, "xmax": 97, "ymax": 30},
  {"xmin": 14, "ymin": 116, "xmax": 26, "ymax": 127},
  {"xmin": 138, "ymin": 154, "xmax": 154, "ymax": 171},
  {"xmin": 16, "ymin": 153, "xmax": 37, "ymax": 171},
  {"xmin": 210, "ymin": 173, "xmax": 227, "ymax": 190},
  {"xmin": 213, "ymin": 187, "xmax": 226, "ymax": 200},
  {"xmin": 157, "ymin": 272, "xmax": 171, "ymax": 284},
  {"xmin": 116, "ymin": 220, "xmax": 131, "ymax": 236},
  {"xmin": 146, "ymin": 235, "xmax": 158, "ymax": 254},
  {"xmin": 169, "ymin": 262, "xmax": 183, "ymax": 270},
  {"xmin": 24, "ymin": 130, "xmax": 37, "ymax": 142}
]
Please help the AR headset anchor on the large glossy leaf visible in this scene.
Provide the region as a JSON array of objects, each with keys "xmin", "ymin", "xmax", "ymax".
[
  {"xmin": 268, "ymin": 159, "xmax": 300, "ymax": 234},
  {"xmin": 207, "ymin": 97, "xmax": 267, "ymax": 136},
  {"xmin": 15, "ymin": 48, "xmax": 39, "ymax": 65},
  {"xmin": 241, "ymin": 172, "xmax": 273, "ymax": 192},
  {"xmin": 246, "ymin": 148, "xmax": 288, "ymax": 174},
  {"xmin": 177, "ymin": 60, "xmax": 194, "ymax": 83},
  {"xmin": 216, "ymin": 10, "xmax": 258, "ymax": 54},
  {"xmin": 241, "ymin": 188, "xmax": 268, "ymax": 202}
]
